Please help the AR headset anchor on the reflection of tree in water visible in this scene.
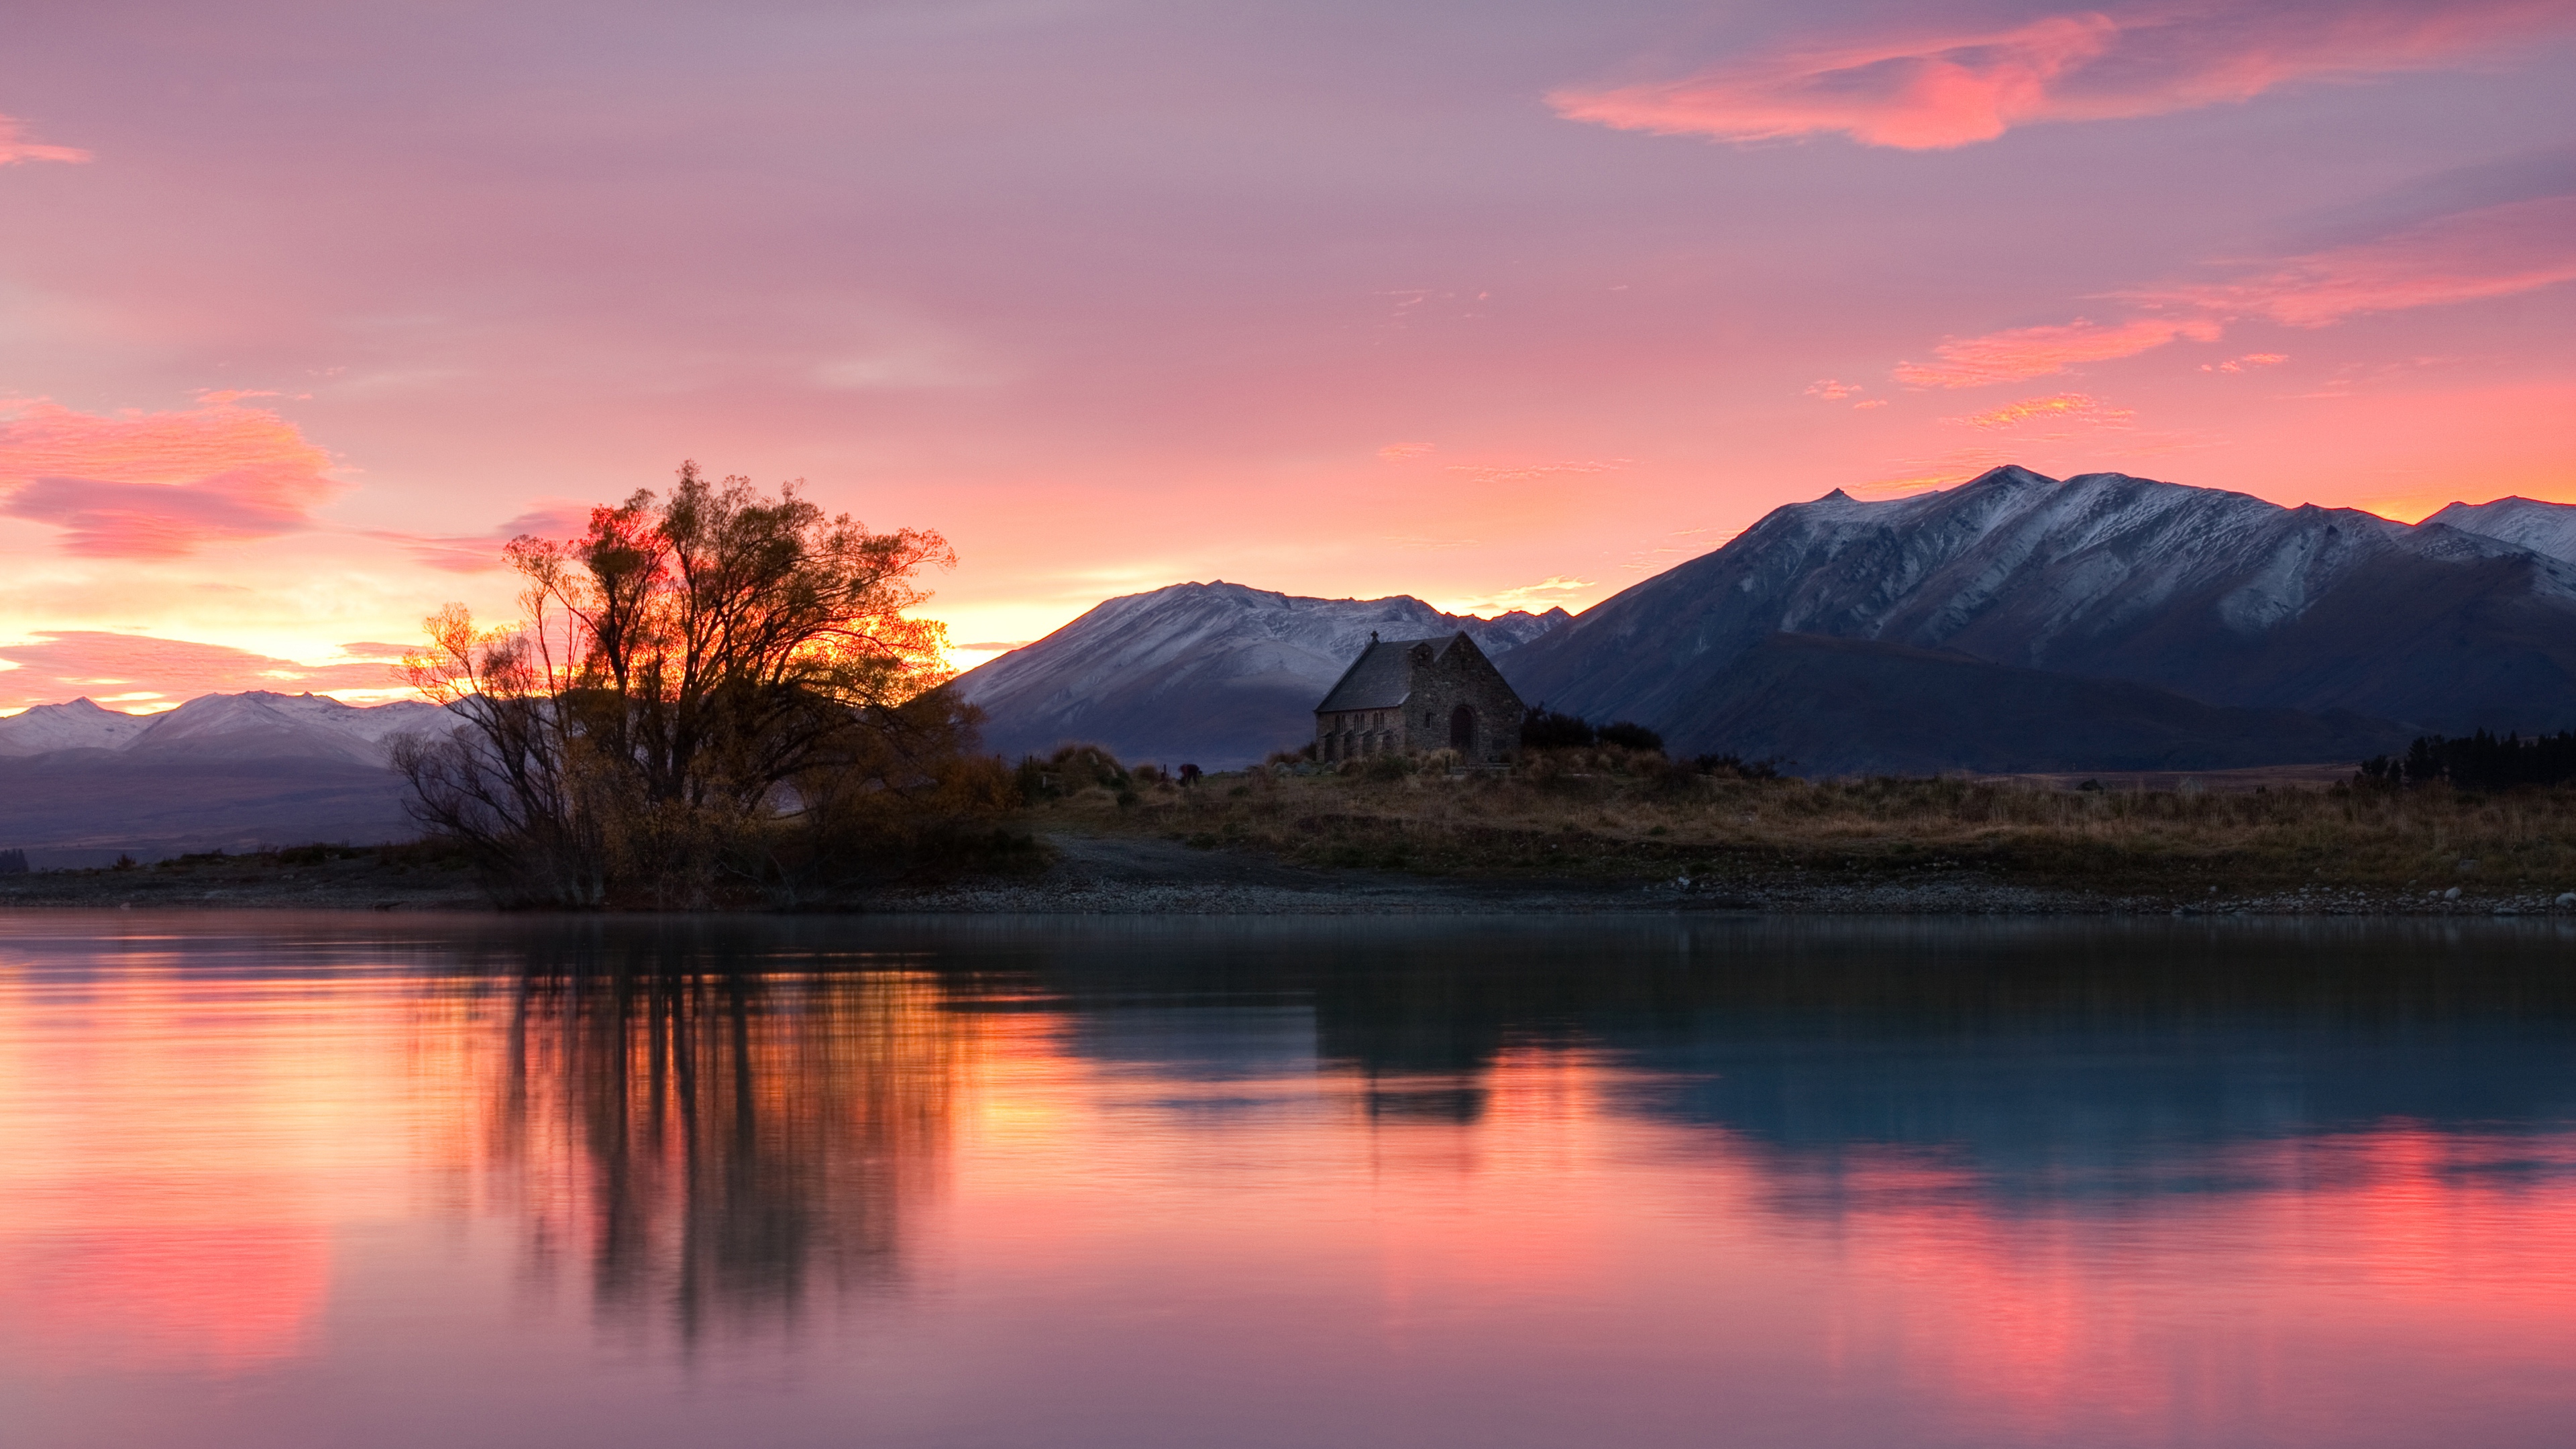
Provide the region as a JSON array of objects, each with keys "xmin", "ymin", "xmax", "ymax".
[{"xmin": 477, "ymin": 953, "xmax": 971, "ymax": 1342}]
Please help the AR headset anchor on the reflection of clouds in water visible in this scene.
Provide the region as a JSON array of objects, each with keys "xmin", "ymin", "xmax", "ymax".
[{"xmin": 456, "ymin": 962, "xmax": 976, "ymax": 1345}]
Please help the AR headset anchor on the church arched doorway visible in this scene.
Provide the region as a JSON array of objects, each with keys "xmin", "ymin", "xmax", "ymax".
[{"xmin": 1448, "ymin": 704, "xmax": 1475, "ymax": 753}]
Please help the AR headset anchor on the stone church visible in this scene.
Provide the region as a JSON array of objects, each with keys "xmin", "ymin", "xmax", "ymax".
[{"xmin": 1313, "ymin": 631, "xmax": 1524, "ymax": 765}]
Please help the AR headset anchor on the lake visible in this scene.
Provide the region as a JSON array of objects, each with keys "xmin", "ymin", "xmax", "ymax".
[{"xmin": 4, "ymin": 911, "xmax": 2575, "ymax": 1448}]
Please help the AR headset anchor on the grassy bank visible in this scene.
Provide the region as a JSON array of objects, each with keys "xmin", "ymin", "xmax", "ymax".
[{"xmin": 1032, "ymin": 749, "xmax": 2576, "ymax": 899}]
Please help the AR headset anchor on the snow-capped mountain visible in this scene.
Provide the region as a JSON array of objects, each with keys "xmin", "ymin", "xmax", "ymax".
[
  {"xmin": 0, "ymin": 697, "xmax": 158, "ymax": 755},
  {"xmin": 0, "ymin": 691, "xmax": 461, "ymax": 861},
  {"xmin": 1503, "ymin": 466, "xmax": 2576, "ymax": 757},
  {"xmin": 953, "ymin": 580, "xmax": 1570, "ymax": 767},
  {"xmin": 2422, "ymin": 496, "xmax": 2576, "ymax": 566},
  {"xmin": 0, "ymin": 690, "xmax": 455, "ymax": 761},
  {"xmin": 117, "ymin": 691, "xmax": 455, "ymax": 763}
]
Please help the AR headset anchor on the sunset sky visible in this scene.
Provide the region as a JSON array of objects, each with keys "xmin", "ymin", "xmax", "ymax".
[{"xmin": 3, "ymin": 0, "xmax": 2573, "ymax": 711}]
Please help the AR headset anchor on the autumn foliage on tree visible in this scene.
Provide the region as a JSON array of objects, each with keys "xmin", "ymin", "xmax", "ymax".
[{"xmin": 396, "ymin": 464, "xmax": 1010, "ymax": 905}]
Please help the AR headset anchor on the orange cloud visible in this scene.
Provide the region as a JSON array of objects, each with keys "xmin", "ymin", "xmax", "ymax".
[
  {"xmin": 1950, "ymin": 392, "xmax": 2137, "ymax": 431},
  {"xmin": 0, "ymin": 398, "xmax": 341, "ymax": 557},
  {"xmin": 0, "ymin": 113, "xmax": 89, "ymax": 166},
  {"xmin": 2136, "ymin": 194, "xmax": 2576, "ymax": 326},
  {"xmin": 1805, "ymin": 378, "xmax": 1866, "ymax": 400},
  {"xmin": 1549, "ymin": 2, "xmax": 2575, "ymax": 150},
  {"xmin": 2204, "ymin": 352, "xmax": 2289, "ymax": 372},
  {"xmin": 1894, "ymin": 317, "xmax": 2222, "ymax": 388},
  {"xmin": 0, "ymin": 632, "xmax": 398, "ymax": 712}
]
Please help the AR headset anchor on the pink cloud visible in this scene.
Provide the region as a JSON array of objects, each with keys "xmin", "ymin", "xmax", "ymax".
[
  {"xmin": 1894, "ymin": 316, "xmax": 2222, "ymax": 388},
  {"xmin": 0, "ymin": 633, "xmax": 400, "ymax": 712},
  {"xmin": 2135, "ymin": 194, "xmax": 2576, "ymax": 326},
  {"xmin": 0, "ymin": 113, "xmax": 88, "ymax": 166},
  {"xmin": 1549, "ymin": 2, "xmax": 2576, "ymax": 150},
  {"xmin": 0, "ymin": 398, "xmax": 341, "ymax": 557},
  {"xmin": 362, "ymin": 503, "xmax": 596, "ymax": 574},
  {"xmin": 1805, "ymin": 378, "xmax": 1866, "ymax": 400},
  {"xmin": 1898, "ymin": 193, "xmax": 2576, "ymax": 389}
]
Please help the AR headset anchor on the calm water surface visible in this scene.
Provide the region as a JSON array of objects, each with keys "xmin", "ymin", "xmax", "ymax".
[{"xmin": 4, "ymin": 912, "xmax": 2575, "ymax": 1448}]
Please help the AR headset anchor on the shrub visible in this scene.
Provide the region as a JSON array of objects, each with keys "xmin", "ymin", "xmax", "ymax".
[
  {"xmin": 1521, "ymin": 706, "xmax": 1594, "ymax": 750},
  {"xmin": 1690, "ymin": 753, "xmax": 1782, "ymax": 781},
  {"xmin": 1597, "ymin": 720, "xmax": 1664, "ymax": 753}
]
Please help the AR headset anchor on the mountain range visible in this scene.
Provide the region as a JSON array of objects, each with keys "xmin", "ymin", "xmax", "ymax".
[
  {"xmin": 960, "ymin": 468, "xmax": 2576, "ymax": 774},
  {"xmin": 1503, "ymin": 467, "xmax": 2576, "ymax": 766},
  {"xmin": 951, "ymin": 581, "xmax": 1568, "ymax": 767},
  {"xmin": 0, "ymin": 692, "xmax": 454, "ymax": 865}
]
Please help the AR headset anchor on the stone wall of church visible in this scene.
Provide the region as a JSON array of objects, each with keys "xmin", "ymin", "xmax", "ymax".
[
  {"xmin": 1399, "ymin": 641, "xmax": 1523, "ymax": 765},
  {"xmin": 1315, "ymin": 706, "xmax": 1407, "ymax": 761}
]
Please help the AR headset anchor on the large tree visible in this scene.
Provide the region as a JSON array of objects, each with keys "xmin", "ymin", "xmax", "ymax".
[{"xmin": 397, "ymin": 464, "xmax": 979, "ymax": 904}]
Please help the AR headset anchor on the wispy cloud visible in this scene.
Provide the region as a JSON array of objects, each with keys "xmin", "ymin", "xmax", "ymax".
[
  {"xmin": 362, "ymin": 504, "xmax": 595, "ymax": 574},
  {"xmin": 2204, "ymin": 352, "xmax": 2290, "ymax": 372},
  {"xmin": 1438, "ymin": 576, "xmax": 1594, "ymax": 614},
  {"xmin": 1378, "ymin": 441, "xmax": 1436, "ymax": 461},
  {"xmin": 1948, "ymin": 392, "xmax": 2137, "ymax": 433},
  {"xmin": 0, "ymin": 632, "xmax": 400, "ymax": 712},
  {"xmin": 1443, "ymin": 459, "xmax": 1629, "ymax": 485},
  {"xmin": 2129, "ymin": 194, "xmax": 2576, "ymax": 325},
  {"xmin": 1549, "ymin": 2, "xmax": 2575, "ymax": 150},
  {"xmin": 1896, "ymin": 191, "xmax": 2576, "ymax": 388},
  {"xmin": 1896, "ymin": 317, "xmax": 2222, "ymax": 388},
  {"xmin": 0, "ymin": 113, "xmax": 89, "ymax": 166},
  {"xmin": 0, "ymin": 398, "xmax": 341, "ymax": 557}
]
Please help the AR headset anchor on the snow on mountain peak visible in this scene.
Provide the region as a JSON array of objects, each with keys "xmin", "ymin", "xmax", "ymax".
[
  {"xmin": 0, "ymin": 690, "xmax": 455, "ymax": 762},
  {"xmin": 2423, "ymin": 496, "xmax": 2576, "ymax": 566}
]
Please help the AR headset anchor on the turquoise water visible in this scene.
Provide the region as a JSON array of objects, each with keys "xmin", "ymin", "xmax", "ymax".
[{"xmin": 5, "ymin": 912, "xmax": 2575, "ymax": 1448}]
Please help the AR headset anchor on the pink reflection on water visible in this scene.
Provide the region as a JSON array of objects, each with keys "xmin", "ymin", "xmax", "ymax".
[{"xmin": 2, "ymin": 939, "xmax": 2576, "ymax": 1448}]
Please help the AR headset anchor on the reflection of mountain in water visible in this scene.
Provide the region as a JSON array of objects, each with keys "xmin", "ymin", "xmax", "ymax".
[
  {"xmin": 455, "ymin": 929, "xmax": 971, "ymax": 1344},
  {"xmin": 938, "ymin": 918, "xmax": 2576, "ymax": 1202}
]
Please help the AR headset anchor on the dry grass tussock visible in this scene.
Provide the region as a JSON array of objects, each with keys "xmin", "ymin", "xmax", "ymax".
[{"xmin": 1029, "ymin": 747, "xmax": 2576, "ymax": 894}]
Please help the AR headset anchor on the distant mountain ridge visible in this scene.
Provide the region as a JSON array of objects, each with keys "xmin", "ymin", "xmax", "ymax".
[
  {"xmin": 1502, "ymin": 466, "xmax": 2576, "ymax": 765},
  {"xmin": 953, "ymin": 581, "xmax": 1569, "ymax": 767},
  {"xmin": 0, "ymin": 691, "xmax": 456, "ymax": 863},
  {"xmin": 0, "ymin": 690, "xmax": 453, "ymax": 761}
]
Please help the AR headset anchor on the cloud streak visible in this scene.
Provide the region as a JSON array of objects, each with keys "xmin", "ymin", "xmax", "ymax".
[
  {"xmin": 1949, "ymin": 392, "xmax": 2137, "ymax": 432},
  {"xmin": 0, "ymin": 633, "xmax": 399, "ymax": 712},
  {"xmin": 2133, "ymin": 194, "xmax": 2576, "ymax": 325},
  {"xmin": 0, "ymin": 113, "xmax": 89, "ymax": 166},
  {"xmin": 1550, "ymin": 2, "xmax": 2576, "ymax": 150},
  {"xmin": 1896, "ymin": 191, "xmax": 2576, "ymax": 386},
  {"xmin": 0, "ymin": 398, "xmax": 341, "ymax": 557},
  {"xmin": 362, "ymin": 504, "xmax": 596, "ymax": 574},
  {"xmin": 1895, "ymin": 317, "xmax": 2222, "ymax": 388}
]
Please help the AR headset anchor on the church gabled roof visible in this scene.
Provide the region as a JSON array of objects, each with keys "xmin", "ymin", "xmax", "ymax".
[{"xmin": 1314, "ymin": 635, "xmax": 1444, "ymax": 713}]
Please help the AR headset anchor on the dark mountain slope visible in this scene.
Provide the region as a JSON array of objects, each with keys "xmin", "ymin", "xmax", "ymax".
[
  {"xmin": 1678, "ymin": 634, "xmax": 2406, "ymax": 775},
  {"xmin": 1505, "ymin": 466, "xmax": 2576, "ymax": 742}
]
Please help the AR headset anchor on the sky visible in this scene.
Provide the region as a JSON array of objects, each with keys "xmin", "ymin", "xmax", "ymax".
[{"xmin": 2, "ymin": 0, "xmax": 2573, "ymax": 711}]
